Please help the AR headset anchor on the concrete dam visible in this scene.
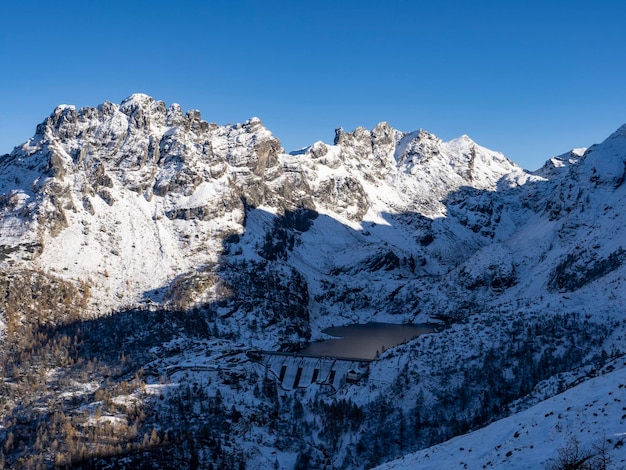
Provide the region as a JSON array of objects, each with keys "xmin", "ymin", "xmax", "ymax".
[{"xmin": 255, "ymin": 352, "xmax": 370, "ymax": 391}]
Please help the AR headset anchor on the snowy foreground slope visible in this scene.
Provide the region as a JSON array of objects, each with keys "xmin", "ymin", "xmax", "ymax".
[
  {"xmin": 1, "ymin": 95, "xmax": 626, "ymax": 468},
  {"xmin": 376, "ymin": 358, "xmax": 626, "ymax": 469}
]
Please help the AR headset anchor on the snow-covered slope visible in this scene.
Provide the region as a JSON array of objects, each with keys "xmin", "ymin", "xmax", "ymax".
[{"xmin": 376, "ymin": 358, "xmax": 626, "ymax": 469}]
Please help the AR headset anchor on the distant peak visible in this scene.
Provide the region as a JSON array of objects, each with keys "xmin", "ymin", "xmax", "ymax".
[
  {"xmin": 121, "ymin": 93, "xmax": 154, "ymax": 105},
  {"xmin": 244, "ymin": 117, "xmax": 264, "ymax": 129},
  {"xmin": 373, "ymin": 121, "xmax": 392, "ymax": 132},
  {"xmin": 119, "ymin": 93, "xmax": 158, "ymax": 113},
  {"xmin": 53, "ymin": 104, "xmax": 76, "ymax": 113},
  {"xmin": 417, "ymin": 129, "xmax": 439, "ymax": 141},
  {"xmin": 448, "ymin": 134, "xmax": 475, "ymax": 145}
]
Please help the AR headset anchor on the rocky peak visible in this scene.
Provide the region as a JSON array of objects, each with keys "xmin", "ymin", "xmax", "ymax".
[
  {"xmin": 371, "ymin": 122, "xmax": 396, "ymax": 172},
  {"xmin": 394, "ymin": 129, "xmax": 442, "ymax": 166},
  {"xmin": 119, "ymin": 93, "xmax": 156, "ymax": 114},
  {"xmin": 117, "ymin": 94, "xmax": 167, "ymax": 130},
  {"xmin": 576, "ymin": 124, "xmax": 626, "ymax": 188},
  {"xmin": 36, "ymin": 104, "xmax": 79, "ymax": 139},
  {"xmin": 533, "ymin": 149, "xmax": 584, "ymax": 179},
  {"xmin": 165, "ymin": 103, "xmax": 185, "ymax": 127},
  {"xmin": 333, "ymin": 127, "xmax": 344, "ymax": 145}
]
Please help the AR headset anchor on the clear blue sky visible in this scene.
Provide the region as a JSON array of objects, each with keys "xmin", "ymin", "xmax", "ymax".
[{"xmin": 1, "ymin": 0, "xmax": 625, "ymax": 170}]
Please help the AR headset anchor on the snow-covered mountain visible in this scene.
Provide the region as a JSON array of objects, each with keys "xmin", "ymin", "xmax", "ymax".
[
  {"xmin": 1, "ymin": 94, "xmax": 625, "ymax": 468},
  {"xmin": 0, "ymin": 93, "xmax": 534, "ymax": 340}
]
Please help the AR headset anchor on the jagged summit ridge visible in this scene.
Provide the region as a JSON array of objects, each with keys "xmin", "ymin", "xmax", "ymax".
[
  {"xmin": 11, "ymin": 94, "xmax": 524, "ymax": 199},
  {"xmin": 327, "ymin": 120, "xmax": 523, "ymax": 190}
]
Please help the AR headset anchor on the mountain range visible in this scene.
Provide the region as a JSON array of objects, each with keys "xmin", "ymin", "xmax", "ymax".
[{"xmin": 1, "ymin": 94, "xmax": 625, "ymax": 468}]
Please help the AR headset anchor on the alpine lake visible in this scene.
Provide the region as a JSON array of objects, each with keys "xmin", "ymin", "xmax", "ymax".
[{"xmin": 298, "ymin": 322, "xmax": 436, "ymax": 361}]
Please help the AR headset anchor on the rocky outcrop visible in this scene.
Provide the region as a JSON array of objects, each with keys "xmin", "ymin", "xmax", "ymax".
[{"xmin": 549, "ymin": 247, "xmax": 626, "ymax": 292}]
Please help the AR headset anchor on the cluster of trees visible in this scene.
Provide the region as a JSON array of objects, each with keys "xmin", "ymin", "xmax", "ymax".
[
  {"xmin": 0, "ymin": 291, "xmax": 218, "ymax": 469},
  {"xmin": 546, "ymin": 435, "xmax": 612, "ymax": 470},
  {"xmin": 0, "ymin": 290, "xmax": 309, "ymax": 468}
]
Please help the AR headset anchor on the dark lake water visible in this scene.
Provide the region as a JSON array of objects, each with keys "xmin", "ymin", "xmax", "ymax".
[{"xmin": 299, "ymin": 322, "xmax": 436, "ymax": 360}]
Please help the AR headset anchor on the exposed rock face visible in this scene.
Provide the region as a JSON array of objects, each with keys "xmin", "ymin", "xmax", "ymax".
[{"xmin": 0, "ymin": 95, "xmax": 295, "ymax": 340}]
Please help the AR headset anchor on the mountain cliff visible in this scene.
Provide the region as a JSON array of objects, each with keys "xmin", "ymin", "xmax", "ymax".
[{"xmin": 1, "ymin": 95, "xmax": 625, "ymax": 468}]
